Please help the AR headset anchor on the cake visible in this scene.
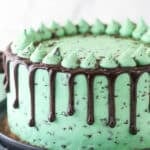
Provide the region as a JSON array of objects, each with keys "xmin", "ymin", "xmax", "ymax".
[{"xmin": 0, "ymin": 18, "xmax": 150, "ymax": 150}]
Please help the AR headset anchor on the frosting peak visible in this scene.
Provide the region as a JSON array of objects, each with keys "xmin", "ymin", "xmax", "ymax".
[
  {"xmin": 61, "ymin": 53, "xmax": 79, "ymax": 69},
  {"xmin": 106, "ymin": 20, "xmax": 121, "ymax": 35},
  {"xmin": 18, "ymin": 42, "xmax": 35, "ymax": 59},
  {"xmin": 141, "ymin": 28, "xmax": 150, "ymax": 44},
  {"xmin": 30, "ymin": 44, "xmax": 48, "ymax": 63},
  {"xmin": 37, "ymin": 23, "xmax": 52, "ymax": 40},
  {"xmin": 64, "ymin": 20, "xmax": 77, "ymax": 35},
  {"xmin": 132, "ymin": 18, "xmax": 148, "ymax": 40},
  {"xmin": 42, "ymin": 47, "xmax": 62, "ymax": 65},
  {"xmin": 132, "ymin": 44, "xmax": 150, "ymax": 65},
  {"xmin": 117, "ymin": 48, "xmax": 136, "ymax": 67},
  {"xmin": 78, "ymin": 19, "xmax": 90, "ymax": 34},
  {"xmin": 91, "ymin": 19, "xmax": 106, "ymax": 35},
  {"xmin": 120, "ymin": 18, "xmax": 136, "ymax": 37},
  {"xmin": 100, "ymin": 55, "xmax": 118, "ymax": 68},
  {"xmin": 12, "ymin": 28, "xmax": 37, "ymax": 53},
  {"xmin": 80, "ymin": 53, "xmax": 97, "ymax": 69}
]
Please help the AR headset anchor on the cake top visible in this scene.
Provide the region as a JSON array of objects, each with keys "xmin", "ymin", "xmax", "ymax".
[{"xmin": 11, "ymin": 18, "xmax": 150, "ymax": 69}]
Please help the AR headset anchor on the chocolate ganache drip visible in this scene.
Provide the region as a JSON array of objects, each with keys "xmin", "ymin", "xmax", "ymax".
[
  {"xmin": 87, "ymin": 74, "xmax": 95, "ymax": 125},
  {"xmin": 68, "ymin": 74, "xmax": 75, "ymax": 115},
  {"xmin": 13, "ymin": 62, "xmax": 20, "ymax": 108},
  {"xmin": 48, "ymin": 69, "xmax": 56, "ymax": 122},
  {"xmin": 3, "ymin": 45, "xmax": 150, "ymax": 135},
  {"xmin": 129, "ymin": 72, "xmax": 141, "ymax": 134},
  {"xmin": 28, "ymin": 66, "xmax": 37, "ymax": 127},
  {"xmin": 0, "ymin": 52, "xmax": 4, "ymax": 73},
  {"xmin": 107, "ymin": 74, "xmax": 117, "ymax": 128}
]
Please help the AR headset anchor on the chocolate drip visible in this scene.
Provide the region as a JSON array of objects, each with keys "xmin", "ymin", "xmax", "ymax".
[
  {"xmin": 0, "ymin": 52, "xmax": 4, "ymax": 73},
  {"xmin": 28, "ymin": 66, "xmax": 36, "ymax": 127},
  {"xmin": 3, "ymin": 56, "xmax": 10, "ymax": 92},
  {"xmin": 87, "ymin": 74, "xmax": 94, "ymax": 125},
  {"xmin": 107, "ymin": 74, "xmax": 117, "ymax": 128},
  {"xmin": 3, "ymin": 45, "xmax": 150, "ymax": 134},
  {"xmin": 13, "ymin": 62, "xmax": 19, "ymax": 108},
  {"xmin": 48, "ymin": 70, "xmax": 56, "ymax": 122},
  {"xmin": 129, "ymin": 72, "xmax": 140, "ymax": 134},
  {"xmin": 68, "ymin": 74, "xmax": 75, "ymax": 115}
]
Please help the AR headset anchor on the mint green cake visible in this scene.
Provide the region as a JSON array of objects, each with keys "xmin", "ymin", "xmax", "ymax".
[{"xmin": 1, "ymin": 18, "xmax": 150, "ymax": 150}]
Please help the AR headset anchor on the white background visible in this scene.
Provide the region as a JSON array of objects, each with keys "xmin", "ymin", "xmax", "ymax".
[{"xmin": 0, "ymin": 0, "xmax": 150, "ymax": 49}]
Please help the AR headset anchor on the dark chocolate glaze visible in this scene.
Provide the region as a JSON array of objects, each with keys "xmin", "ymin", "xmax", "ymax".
[
  {"xmin": 129, "ymin": 72, "xmax": 140, "ymax": 134},
  {"xmin": 107, "ymin": 74, "xmax": 117, "ymax": 128},
  {"xmin": 13, "ymin": 62, "xmax": 19, "ymax": 108},
  {"xmin": 28, "ymin": 66, "xmax": 36, "ymax": 127},
  {"xmin": 87, "ymin": 74, "xmax": 94, "ymax": 125},
  {"xmin": 3, "ymin": 45, "xmax": 150, "ymax": 135},
  {"xmin": 0, "ymin": 52, "xmax": 4, "ymax": 73},
  {"xmin": 68, "ymin": 74, "xmax": 75, "ymax": 115},
  {"xmin": 48, "ymin": 70, "xmax": 56, "ymax": 122}
]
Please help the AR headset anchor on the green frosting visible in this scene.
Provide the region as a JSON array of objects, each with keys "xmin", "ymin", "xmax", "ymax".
[
  {"xmin": 64, "ymin": 20, "xmax": 77, "ymax": 35},
  {"xmin": 13, "ymin": 28, "xmax": 37, "ymax": 53},
  {"xmin": 61, "ymin": 53, "xmax": 79, "ymax": 69},
  {"xmin": 120, "ymin": 18, "xmax": 136, "ymax": 37},
  {"xmin": 91, "ymin": 19, "xmax": 106, "ymax": 35},
  {"xmin": 18, "ymin": 42, "xmax": 35, "ymax": 59},
  {"xmin": 50, "ymin": 21, "xmax": 65, "ymax": 37},
  {"xmin": 132, "ymin": 44, "xmax": 150, "ymax": 65},
  {"xmin": 30, "ymin": 44, "xmax": 48, "ymax": 62},
  {"xmin": 50, "ymin": 21, "xmax": 60, "ymax": 31},
  {"xmin": 42, "ymin": 47, "xmax": 62, "ymax": 65},
  {"xmin": 80, "ymin": 53, "xmax": 97, "ymax": 69},
  {"xmin": 100, "ymin": 55, "xmax": 118, "ymax": 68},
  {"xmin": 141, "ymin": 28, "xmax": 150, "ymax": 43},
  {"xmin": 106, "ymin": 20, "xmax": 121, "ymax": 35},
  {"xmin": 132, "ymin": 19, "xmax": 148, "ymax": 40},
  {"xmin": 55, "ymin": 28, "xmax": 65, "ymax": 37},
  {"xmin": 37, "ymin": 23, "xmax": 52, "ymax": 40},
  {"xmin": 78, "ymin": 19, "xmax": 90, "ymax": 34},
  {"xmin": 117, "ymin": 48, "xmax": 136, "ymax": 67}
]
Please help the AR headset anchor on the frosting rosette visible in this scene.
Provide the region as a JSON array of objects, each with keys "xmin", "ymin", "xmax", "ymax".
[
  {"xmin": 106, "ymin": 20, "xmax": 121, "ymax": 35},
  {"xmin": 120, "ymin": 18, "xmax": 136, "ymax": 37},
  {"xmin": 61, "ymin": 53, "xmax": 79, "ymax": 69},
  {"xmin": 42, "ymin": 47, "xmax": 62, "ymax": 65}
]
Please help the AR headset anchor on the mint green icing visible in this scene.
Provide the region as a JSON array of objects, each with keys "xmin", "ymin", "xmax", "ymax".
[
  {"xmin": 132, "ymin": 44, "xmax": 150, "ymax": 65},
  {"xmin": 55, "ymin": 28, "xmax": 65, "ymax": 37},
  {"xmin": 61, "ymin": 53, "xmax": 79, "ymax": 69},
  {"xmin": 64, "ymin": 20, "xmax": 77, "ymax": 35},
  {"xmin": 91, "ymin": 19, "xmax": 106, "ymax": 35},
  {"xmin": 37, "ymin": 24, "xmax": 52, "ymax": 40},
  {"xmin": 50, "ymin": 21, "xmax": 65, "ymax": 37},
  {"xmin": 50, "ymin": 21, "xmax": 60, "ymax": 31},
  {"xmin": 7, "ymin": 59, "xmax": 150, "ymax": 150},
  {"xmin": 132, "ymin": 19, "xmax": 148, "ymax": 40},
  {"xmin": 18, "ymin": 42, "xmax": 35, "ymax": 59},
  {"xmin": 120, "ymin": 19, "xmax": 136, "ymax": 37},
  {"xmin": 78, "ymin": 19, "xmax": 90, "ymax": 34},
  {"xmin": 141, "ymin": 28, "xmax": 150, "ymax": 43},
  {"xmin": 30, "ymin": 44, "xmax": 48, "ymax": 62},
  {"xmin": 100, "ymin": 55, "xmax": 118, "ymax": 68},
  {"xmin": 80, "ymin": 53, "xmax": 97, "ymax": 69},
  {"xmin": 13, "ymin": 28, "xmax": 37, "ymax": 53},
  {"xmin": 42, "ymin": 47, "xmax": 62, "ymax": 65},
  {"xmin": 117, "ymin": 48, "xmax": 136, "ymax": 67},
  {"xmin": 106, "ymin": 20, "xmax": 121, "ymax": 35},
  {"xmin": 14, "ymin": 34, "xmax": 150, "ymax": 67}
]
